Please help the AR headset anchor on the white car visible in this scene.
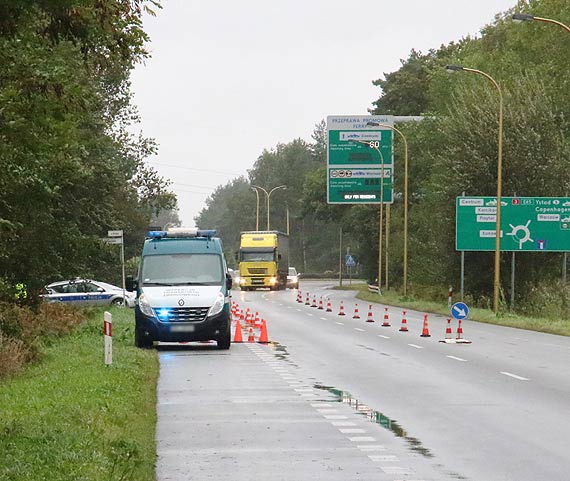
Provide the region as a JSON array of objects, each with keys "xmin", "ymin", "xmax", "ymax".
[
  {"xmin": 286, "ymin": 267, "xmax": 299, "ymax": 289},
  {"xmin": 42, "ymin": 278, "xmax": 135, "ymax": 307}
]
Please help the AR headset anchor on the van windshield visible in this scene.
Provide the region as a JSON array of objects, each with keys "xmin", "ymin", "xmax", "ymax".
[{"xmin": 141, "ymin": 254, "xmax": 224, "ymax": 286}]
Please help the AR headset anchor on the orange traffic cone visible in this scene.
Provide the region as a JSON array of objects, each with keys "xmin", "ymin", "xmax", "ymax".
[
  {"xmin": 420, "ymin": 314, "xmax": 431, "ymax": 337},
  {"xmin": 381, "ymin": 307, "xmax": 391, "ymax": 327},
  {"xmin": 446, "ymin": 318, "xmax": 453, "ymax": 339},
  {"xmin": 305, "ymin": 292, "xmax": 310, "ymax": 305},
  {"xmin": 233, "ymin": 319, "xmax": 243, "ymax": 343},
  {"xmin": 254, "ymin": 312, "xmax": 261, "ymax": 329},
  {"xmin": 366, "ymin": 305, "xmax": 374, "ymax": 323},
  {"xmin": 338, "ymin": 301, "xmax": 346, "ymax": 316},
  {"xmin": 455, "ymin": 320, "xmax": 472, "ymax": 343},
  {"xmin": 258, "ymin": 320, "xmax": 269, "ymax": 344},
  {"xmin": 311, "ymin": 295, "xmax": 318, "ymax": 308},
  {"xmin": 353, "ymin": 304, "xmax": 360, "ymax": 319},
  {"xmin": 318, "ymin": 297, "xmax": 324, "ymax": 310},
  {"xmin": 326, "ymin": 299, "xmax": 332, "ymax": 312},
  {"xmin": 399, "ymin": 311, "xmax": 409, "ymax": 332},
  {"xmin": 247, "ymin": 327, "xmax": 255, "ymax": 343}
]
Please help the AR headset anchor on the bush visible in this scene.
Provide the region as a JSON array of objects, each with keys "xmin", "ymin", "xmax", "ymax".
[
  {"xmin": 518, "ymin": 280, "xmax": 570, "ymax": 320},
  {"xmin": 0, "ymin": 302, "xmax": 85, "ymax": 378}
]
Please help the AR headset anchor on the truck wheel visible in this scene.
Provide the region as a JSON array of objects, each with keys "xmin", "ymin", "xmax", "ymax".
[
  {"xmin": 135, "ymin": 329, "xmax": 153, "ymax": 349},
  {"xmin": 217, "ymin": 326, "xmax": 231, "ymax": 350}
]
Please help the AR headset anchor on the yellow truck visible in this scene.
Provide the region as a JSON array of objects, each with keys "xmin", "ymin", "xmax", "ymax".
[{"xmin": 238, "ymin": 231, "xmax": 289, "ymax": 291}]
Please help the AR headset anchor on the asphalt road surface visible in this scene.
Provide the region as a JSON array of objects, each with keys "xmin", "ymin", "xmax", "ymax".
[{"xmin": 155, "ymin": 280, "xmax": 570, "ymax": 481}]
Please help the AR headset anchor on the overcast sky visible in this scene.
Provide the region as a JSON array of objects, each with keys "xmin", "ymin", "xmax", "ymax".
[{"xmin": 130, "ymin": 0, "xmax": 517, "ymax": 227}]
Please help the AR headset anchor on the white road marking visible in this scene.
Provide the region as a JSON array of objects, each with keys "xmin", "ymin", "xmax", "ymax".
[
  {"xmin": 296, "ymin": 309, "xmax": 302, "ymax": 312},
  {"xmin": 447, "ymin": 355, "xmax": 467, "ymax": 362},
  {"xmin": 331, "ymin": 421, "xmax": 356, "ymax": 427},
  {"xmin": 408, "ymin": 344, "xmax": 423, "ymax": 349},
  {"xmin": 324, "ymin": 415, "xmax": 348, "ymax": 420},
  {"xmin": 287, "ymin": 306, "xmax": 292, "ymax": 309},
  {"xmin": 340, "ymin": 428, "xmax": 366, "ymax": 434},
  {"xmin": 311, "ymin": 403, "xmax": 333, "ymax": 408},
  {"xmin": 307, "ymin": 313, "xmax": 314, "ymax": 317},
  {"xmin": 320, "ymin": 317, "xmax": 327, "ymax": 320},
  {"xmin": 317, "ymin": 409, "xmax": 339, "ymax": 414},
  {"xmin": 368, "ymin": 454, "xmax": 399, "ymax": 462},
  {"xmin": 336, "ymin": 322, "xmax": 344, "ymax": 325},
  {"xmin": 354, "ymin": 328, "xmax": 365, "ymax": 332},
  {"xmin": 378, "ymin": 335, "xmax": 390, "ymax": 339},
  {"xmin": 348, "ymin": 436, "xmax": 376, "ymax": 442},
  {"xmin": 501, "ymin": 371, "xmax": 530, "ymax": 381}
]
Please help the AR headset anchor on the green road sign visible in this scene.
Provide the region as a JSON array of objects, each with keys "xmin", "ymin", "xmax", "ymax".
[
  {"xmin": 328, "ymin": 167, "xmax": 393, "ymax": 204},
  {"xmin": 327, "ymin": 115, "xmax": 394, "ymax": 204},
  {"xmin": 456, "ymin": 196, "xmax": 570, "ymax": 252}
]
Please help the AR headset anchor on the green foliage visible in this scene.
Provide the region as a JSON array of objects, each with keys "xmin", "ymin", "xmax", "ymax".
[{"xmin": 0, "ymin": 1, "xmax": 175, "ymax": 299}]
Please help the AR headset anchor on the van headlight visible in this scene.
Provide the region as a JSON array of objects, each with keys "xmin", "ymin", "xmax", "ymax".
[
  {"xmin": 138, "ymin": 293, "xmax": 155, "ymax": 317},
  {"xmin": 207, "ymin": 292, "xmax": 225, "ymax": 317}
]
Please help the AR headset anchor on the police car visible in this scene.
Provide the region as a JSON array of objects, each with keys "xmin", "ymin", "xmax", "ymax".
[{"xmin": 42, "ymin": 278, "xmax": 135, "ymax": 307}]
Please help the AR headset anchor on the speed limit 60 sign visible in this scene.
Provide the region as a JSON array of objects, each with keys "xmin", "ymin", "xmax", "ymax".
[{"xmin": 327, "ymin": 115, "xmax": 394, "ymax": 204}]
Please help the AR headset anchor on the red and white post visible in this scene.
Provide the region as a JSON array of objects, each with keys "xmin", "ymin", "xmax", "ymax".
[{"xmin": 104, "ymin": 311, "xmax": 112, "ymax": 365}]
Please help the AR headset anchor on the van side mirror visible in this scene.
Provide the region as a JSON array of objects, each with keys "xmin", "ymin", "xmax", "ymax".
[
  {"xmin": 126, "ymin": 276, "xmax": 138, "ymax": 292},
  {"xmin": 226, "ymin": 273, "xmax": 233, "ymax": 291}
]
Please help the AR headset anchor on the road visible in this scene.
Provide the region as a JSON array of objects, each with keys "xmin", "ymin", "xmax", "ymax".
[{"xmin": 156, "ymin": 280, "xmax": 570, "ymax": 481}]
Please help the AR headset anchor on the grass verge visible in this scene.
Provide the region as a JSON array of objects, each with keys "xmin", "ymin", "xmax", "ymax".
[
  {"xmin": 0, "ymin": 307, "xmax": 158, "ymax": 481},
  {"xmin": 336, "ymin": 283, "xmax": 570, "ymax": 337}
]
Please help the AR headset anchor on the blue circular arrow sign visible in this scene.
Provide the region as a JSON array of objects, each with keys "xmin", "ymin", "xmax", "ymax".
[{"xmin": 451, "ymin": 302, "xmax": 469, "ymax": 320}]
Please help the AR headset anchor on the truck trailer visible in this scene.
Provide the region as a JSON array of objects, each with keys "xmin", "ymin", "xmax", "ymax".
[{"xmin": 238, "ymin": 231, "xmax": 289, "ymax": 290}]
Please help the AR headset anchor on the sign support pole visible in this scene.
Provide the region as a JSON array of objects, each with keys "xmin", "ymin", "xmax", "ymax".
[
  {"xmin": 338, "ymin": 227, "xmax": 343, "ymax": 287},
  {"xmin": 510, "ymin": 251, "xmax": 516, "ymax": 309},
  {"xmin": 563, "ymin": 252, "xmax": 567, "ymax": 283},
  {"xmin": 385, "ymin": 203, "xmax": 390, "ymax": 291}
]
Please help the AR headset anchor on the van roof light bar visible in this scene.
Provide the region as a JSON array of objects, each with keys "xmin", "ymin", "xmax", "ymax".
[{"xmin": 147, "ymin": 228, "xmax": 217, "ymax": 239}]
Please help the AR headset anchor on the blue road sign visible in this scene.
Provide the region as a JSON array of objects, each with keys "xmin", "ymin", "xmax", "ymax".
[
  {"xmin": 345, "ymin": 255, "xmax": 357, "ymax": 268},
  {"xmin": 451, "ymin": 302, "xmax": 469, "ymax": 320}
]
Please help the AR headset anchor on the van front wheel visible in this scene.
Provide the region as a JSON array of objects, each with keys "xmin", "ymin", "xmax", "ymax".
[
  {"xmin": 217, "ymin": 326, "xmax": 231, "ymax": 350},
  {"xmin": 135, "ymin": 329, "xmax": 153, "ymax": 349}
]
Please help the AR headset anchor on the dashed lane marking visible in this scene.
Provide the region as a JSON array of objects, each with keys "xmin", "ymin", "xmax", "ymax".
[
  {"xmin": 357, "ymin": 445, "xmax": 386, "ymax": 452},
  {"xmin": 348, "ymin": 436, "xmax": 376, "ymax": 442},
  {"xmin": 378, "ymin": 335, "xmax": 390, "ymax": 339},
  {"xmin": 339, "ymin": 428, "xmax": 366, "ymax": 434},
  {"xmin": 336, "ymin": 322, "xmax": 344, "ymax": 325},
  {"xmin": 501, "ymin": 371, "xmax": 530, "ymax": 381},
  {"xmin": 354, "ymin": 328, "xmax": 365, "ymax": 332},
  {"xmin": 408, "ymin": 344, "xmax": 423, "ymax": 349},
  {"xmin": 368, "ymin": 454, "xmax": 399, "ymax": 462},
  {"xmin": 447, "ymin": 355, "xmax": 467, "ymax": 362}
]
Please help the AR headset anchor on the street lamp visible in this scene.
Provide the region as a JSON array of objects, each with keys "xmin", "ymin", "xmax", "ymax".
[
  {"xmin": 251, "ymin": 187, "xmax": 260, "ymax": 230},
  {"xmin": 366, "ymin": 121, "xmax": 410, "ymax": 297},
  {"xmin": 252, "ymin": 185, "xmax": 287, "ymax": 230},
  {"xmin": 445, "ymin": 64, "xmax": 504, "ymax": 313},
  {"xmin": 512, "ymin": 13, "xmax": 570, "ymax": 33},
  {"xmin": 353, "ymin": 140, "xmax": 385, "ymax": 295}
]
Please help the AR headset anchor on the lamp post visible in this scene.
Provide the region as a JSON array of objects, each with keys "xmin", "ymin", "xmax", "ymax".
[
  {"xmin": 445, "ymin": 64, "xmax": 504, "ymax": 313},
  {"xmin": 252, "ymin": 184, "xmax": 287, "ymax": 230},
  {"xmin": 366, "ymin": 121, "xmax": 409, "ymax": 296},
  {"xmin": 512, "ymin": 13, "xmax": 570, "ymax": 33},
  {"xmin": 251, "ymin": 187, "xmax": 260, "ymax": 230},
  {"xmin": 354, "ymin": 140, "xmax": 385, "ymax": 295}
]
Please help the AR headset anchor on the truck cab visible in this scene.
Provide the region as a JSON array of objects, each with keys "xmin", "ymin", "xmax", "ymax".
[{"xmin": 131, "ymin": 228, "xmax": 232, "ymax": 349}]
